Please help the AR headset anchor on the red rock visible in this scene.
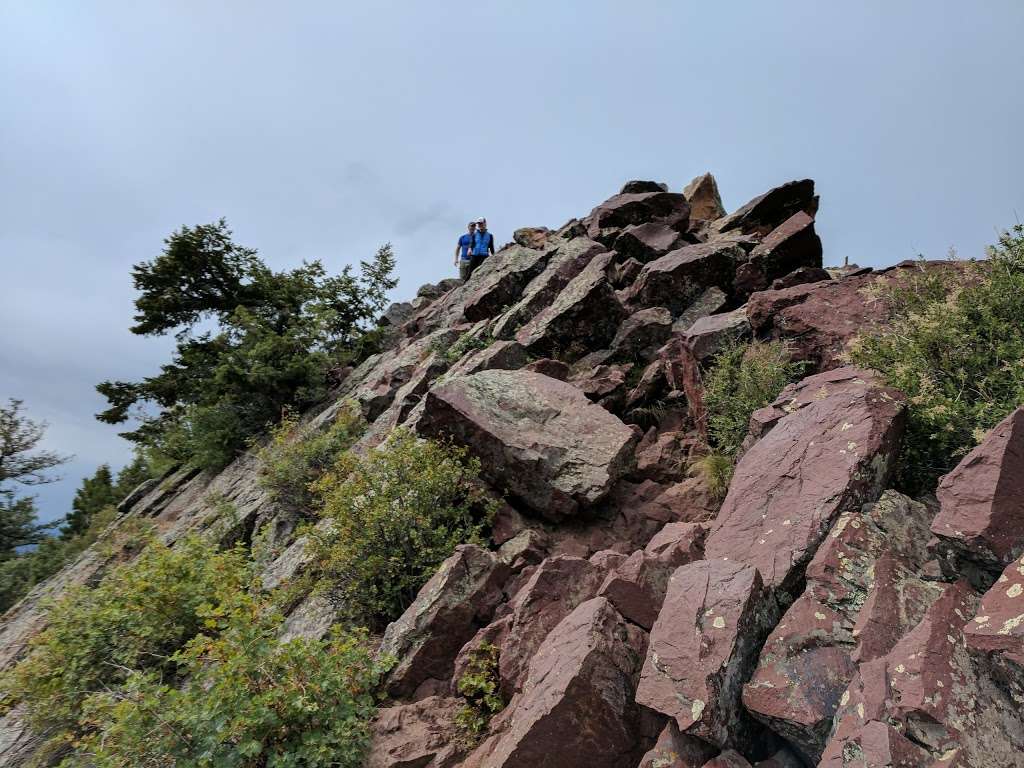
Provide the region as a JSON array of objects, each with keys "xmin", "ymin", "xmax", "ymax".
[
  {"xmin": 963, "ymin": 552, "xmax": 1024, "ymax": 691},
  {"xmin": 493, "ymin": 555, "xmax": 604, "ymax": 695},
  {"xmin": 366, "ymin": 695, "xmax": 464, "ymax": 768},
  {"xmin": 931, "ymin": 407, "xmax": 1024, "ymax": 582},
  {"xmin": 703, "ymin": 366, "xmax": 906, "ymax": 594},
  {"xmin": 683, "ymin": 309, "xmax": 751, "ymax": 361},
  {"xmin": 818, "ymin": 720, "xmax": 932, "ymax": 768},
  {"xmin": 769, "ymin": 265, "xmax": 831, "ymax": 290},
  {"xmin": 569, "ymin": 363, "xmax": 633, "ymax": 403},
  {"xmin": 824, "ymin": 580, "xmax": 1024, "ymax": 765},
  {"xmin": 635, "ymin": 559, "xmax": 773, "ymax": 749},
  {"xmin": 626, "ymin": 242, "xmax": 744, "ymax": 313},
  {"xmin": 515, "ymin": 251, "xmax": 626, "ymax": 361},
  {"xmin": 468, "ymin": 597, "xmax": 647, "ymax": 768},
  {"xmin": 611, "ymin": 307, "xmax": 674, "ymax": 359},
  {"xmin": 463, "ymin": 244, "xmax": 552, "ymax": 321},
  {"xmin": 633, "ymin": 430, "xmax": 698, "ymax": 483},
  {"xmin": 522, "ymin": 357, "xmax": 569, "ymax": 380},
  {"xmin": 702, "ymin": 750, "xmax": 753, "ymax": 768},
  {"xmin": 621, "ymin": 180, "xmax": 670, "ymax": 194},
  {"xmin": 615, "ymin": 222, "xmax": 687, "ymax": 263},
  {"xmin": 492, "ymin": 237, "xmax": 608, "ymax": 340},
  {"xmin": 742, "ymin": 491, "xmax": 940, "ymax": 763},
  {"xmin": 513, "ymin": 226, "xmax": 551, "ymax": 249},
  {"xmin": 714, "ymin": 179, "xmax": 817, "ymax": 237},
  {"xmin": 683, "ymin": 173, "xmax": 726, "ymax": 224},
  {"xmin": 417, "ymin": 369, "xmax": 637, "ymax": 521},
  {"xmin": 379, "ymin": 545, "xmax": 510, "ymax": 698},
  {"xmin": 598, "ymin": 530, "xmax": 705, "ymax": 629},
  {"xmin": 584, "ymin": 190, "xmax": 690, "ymax": 245},
  {"xmin": 637, "ymin": 721, "xmax": 716, "ymax": 768},
  {"xmin": 733, "ymin": 212, "xmax": 822, "ymax": 298},
  {"xmin": 612, "ymin": 256, "xmax": 644, "ymax": 288}
]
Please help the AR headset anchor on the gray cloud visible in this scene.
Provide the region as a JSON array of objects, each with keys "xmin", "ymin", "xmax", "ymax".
[{"xmin": 2, "ymin": 0, "xmax": 1023, "ymax": 522}]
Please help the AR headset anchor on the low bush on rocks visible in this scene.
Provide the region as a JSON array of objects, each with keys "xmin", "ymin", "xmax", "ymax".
[
  {"xmin": 696, "ymin": 340, "xmax": 804, "ymax": 496},
  {"xmin": 455, "ymin": 642, "xmax": 505, "ymax": 741},
  {"xmin": 435, "ymin": 329, "xmax": 493, "ymax": 364},
  {"xmin": 309, "ymin": 429, "xmax": 495, "ymax": 630},
  {"xmin": 256, "ymin": 403, "xmax": 365, "ymax": 513},
  {"xmin": 0, "ymin": 533, "xmax": 388, "ymax": 768},
  {"xmin": 852, "ymin": 225, "xmax": 1024, "ymax": 493}
]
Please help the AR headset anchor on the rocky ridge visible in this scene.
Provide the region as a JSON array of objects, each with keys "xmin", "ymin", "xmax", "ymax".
[{"xmin": 2, "ymin": 175, "xmax": 1022, "ymax": 768}]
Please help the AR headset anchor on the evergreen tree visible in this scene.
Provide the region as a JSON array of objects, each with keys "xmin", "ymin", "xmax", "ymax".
[
  {"xmin": 62, "ymin": 464, "xmax": 116, "ymax": 538},
  {"xmin": 0, "ymin": 399, "xmax": 68, "ymax": 558}
]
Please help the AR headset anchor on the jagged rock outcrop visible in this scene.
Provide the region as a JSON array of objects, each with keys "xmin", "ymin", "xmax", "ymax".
[{"xmin": 6, "ymin": 174, "xmax": 1021, "ymax": 768}]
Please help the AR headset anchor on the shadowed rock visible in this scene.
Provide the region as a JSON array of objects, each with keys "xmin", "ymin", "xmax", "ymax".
[
  {"xmin": 626, "ymin": 242, "xmax": 743, "ymax": 313},
  {"xmin": 713, "ymin": 179, "xmax": 817, "ymax": 236},
  {"xmin": 733, "ymin": 212, "xmax": 822, "ymax": 298},
  {"xmin": 463, "ymin": 244, "xmax": 551, "ymax": 321},
  {"xmin": 379, "ymin": 545, "xmax": 509, "ymax": 698}
]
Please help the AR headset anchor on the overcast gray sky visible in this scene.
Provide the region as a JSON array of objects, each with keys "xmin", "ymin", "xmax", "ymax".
[{"xmin": 2, "ymin": 1, "xmax": 1022, "ymax": 523}]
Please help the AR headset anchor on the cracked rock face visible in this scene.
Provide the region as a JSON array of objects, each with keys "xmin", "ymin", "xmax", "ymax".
[
  {"xmin": 416, "ymin": 369, "xmax": 638, "ymax": 521},
  {"xmin": 635, "ymin": 559, "xmax": 774, "ymax": 750},
  {"xmin": 703, "ymin": 366, "xmax": 907, "ymax": 595},
  {"xmin": 931, "ymin": 406, "xmax": 1024, "ymax": 585}
]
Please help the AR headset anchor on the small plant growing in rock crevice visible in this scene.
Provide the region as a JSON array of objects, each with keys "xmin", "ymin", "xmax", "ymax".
[
  {"xmin": 455, "ymin": 642, "xmax": 505, "ymax": 741},
  {"xmin": 437, "ymin": 330, "xmax": 493, "ymax": 365},
  {"xmin": 696, "ymin": 340, "xmax": 805, "ymax": 500}
]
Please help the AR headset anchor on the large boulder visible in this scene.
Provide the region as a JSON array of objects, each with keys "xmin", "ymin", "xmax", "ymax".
[
  {"xmin": 742, "ymin": 491, "xmax": 941, "ymax": 763},
  {"xmin": 621, "ymin": 180, "xmax": 669, "ymax": 194},
  {"xmin": 713, "ymin": 179, "xmax": 817, "ymax": 236},
  {"xmin": 635, "ymin": 559, "xmax": 774, "ymax": 750},
  {"xmin": 515, "ymin": 251, "xmax": 626, "ymax": 361},
  {"xmin": 467, "ymin": 597, "xmax": 647, "ymax": 768},
  {"xmin": 703, "ymin": 367, "xmax": 906, "ymax": 595},
  {"xmin": 683, "ymin": 172, "xmax": 726, "ymax": 224},
  {"xmin": 463, "ymin": 244, "xmax": 551, "ymax": 321},
  {"xmin": 733, "ymin": 212, "xmax": 822, "ymax": 298},
  {"xmin": 615, "ymin": 222, "xmax": 687, "ymax": 263},
  {"xmin": 610, "ymin": 307, "xmax": 673, "ymax": 360},
  {"xmin": 583, "ymin": 190, "xmax": 689, "ymax": 245},
  {"xmin": 492, "ymin": 237, "xmax": 607, "ymax": 339},
  {"xmin": 416, "ymin": 370, "xmax": 638, "ymax": 521},
  {"xmin": 964, "ymin": 552, "xmax": 1024, "ymax": 695},
  {"xmin": 513, "ymin": 226, "xmax": 552, "ymax": 249},
  {"xmin": 379, "ymin": 545, "xmax": 509, "ymax": 698},
  {"xmin": 931, "ymin": 407, "xmax": 1024, "ymax": 585},
  {"xmin": 626, "ymin": 242, "xmax": 744, "ymax": 313}
]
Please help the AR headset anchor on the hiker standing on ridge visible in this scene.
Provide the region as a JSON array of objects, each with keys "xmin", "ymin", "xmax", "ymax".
[
  {"xmin": 469, "ymin": 217, "xmax": 494, "ymax": 276},
  {"xmin": 455, "ymin": 220, "xmax": 477, "ymax": 281}
]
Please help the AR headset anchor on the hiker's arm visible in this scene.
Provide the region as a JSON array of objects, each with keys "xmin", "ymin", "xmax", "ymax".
[
  {"xmin": 454, "ymin": 242, "xmax": 460, "ymax": 265},
  {"xmin": 489, "ymin": 235, "xmax": 495, "ymax": 255}
]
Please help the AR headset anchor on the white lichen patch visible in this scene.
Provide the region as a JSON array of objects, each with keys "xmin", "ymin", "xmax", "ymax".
[
  {"xmin": 1006, "ymin": 583, "xmax": 1023, "ymax": 598},
  {"xmin": 712, "ymin": 616, "xmax": 726, "ymax": 629}
]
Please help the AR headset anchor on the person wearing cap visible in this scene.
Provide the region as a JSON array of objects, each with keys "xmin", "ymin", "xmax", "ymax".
[
  {"xmin": 455, "ymin": 220, "xmax": 477, "ymax": 281},
  {"xmin": 469, "ymin": 217, "xmax": 495, "ymax": 277}
]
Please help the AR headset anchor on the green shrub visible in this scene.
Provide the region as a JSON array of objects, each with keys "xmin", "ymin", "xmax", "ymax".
[
  {"xmin": 76, "ymin": 615, "xmax": 387, "ymax": 768},
  {"xmin": 691, "ymin": 452, "xmax": 734, "ymax": 502},
  {"xmin": 0, "ymin": 537, "xmax": 250, "ymax": 755},
  {"xmin": 851, "ymin": 226, "xmax": 1024, "ymax": 493},
  {"xmin": 703, "ymin": 340, "xmax": 805, "ymax": 458},
  {"xmin": 435, "ymin": 330, "xmax": 492, "ymax": 365},
  {"xmin": 455, "ymin": 642, "xmax": 504, "ymax": 741},
  {"xmin": 309, "ymin": 429, "xmax": 494, "ymax": 629},
  {"xmin": 257, "ymin": 403, "xmax": 365, "ymax": 513}
]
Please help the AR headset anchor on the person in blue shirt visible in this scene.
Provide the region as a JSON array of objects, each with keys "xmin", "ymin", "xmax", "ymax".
[
  {"xmin": 469, "ymin": 217, "xmax": 495, "ymax": 277},
  {"xmin": 454, "ymin": 220, "xmax": 477, "ymax": 281}
]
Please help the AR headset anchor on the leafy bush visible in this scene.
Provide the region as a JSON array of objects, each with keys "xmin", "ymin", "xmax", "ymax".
[
  {"xmin": 433, "ymin": 330, "xmax": 492, "ymax": 365},
  {"xmin": 455, "ymin": 642, "xmax": 504, "ymax": 741},
  {"xmin": 703, "ymin": 340, "xmax": 805, "ymax": 458},
  {"xmin": 96, "ymin": 221, "xmax": 396, "ymax": 471},
  {"xmin": 0, "ymin": 537, "xmax": 250, "ymax": 755},
  {"xmin": 76, "ymin": 614, "xmax": 386, "ymax": 768},
  {"xmin": 309, "ymin": 430, "xmax": 494, "ymax": 629},
  {"xmin": 696, "ymin": 340, "xmax": 805, "ymax": 500},
  {"xmin": 257, "ymin": 403, "xmax": 365, "ymax": 513},
  {"xmin": 851, "ymin": 226, "xmax": 1024, "ymax": 492}
]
